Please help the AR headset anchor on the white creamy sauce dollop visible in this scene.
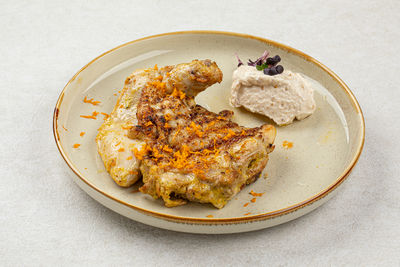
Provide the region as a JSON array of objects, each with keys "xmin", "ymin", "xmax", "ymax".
[{"xmin": 230, "ymin": 66, "xmax": 316, "ymax": 125}]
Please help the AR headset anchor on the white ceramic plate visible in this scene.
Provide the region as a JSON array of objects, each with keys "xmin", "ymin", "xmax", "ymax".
[{"xmin": 53, "ymin": 31, "xmax": 364, "ymax": 234}]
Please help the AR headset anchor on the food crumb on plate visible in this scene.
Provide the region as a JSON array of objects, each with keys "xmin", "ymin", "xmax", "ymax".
[
  {"xmin": 206, "ymin": 215, "xmax": 213, "ymax": 218},
  {"xmin": 73, "ymin": 143, "xmax": 80, "ymax": 148},
  {"xmin": 282, "ymin": 140, "xmax": 293, "ymax": 149},
  {"xmin": 319, "ymin": 130, "xmax": 333, "ymax": 144}
]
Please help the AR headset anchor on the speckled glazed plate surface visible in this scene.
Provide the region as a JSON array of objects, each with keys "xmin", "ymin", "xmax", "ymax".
[{"xmin": 53, "ymin": 31, "xmax": 364, "ymax": 234}]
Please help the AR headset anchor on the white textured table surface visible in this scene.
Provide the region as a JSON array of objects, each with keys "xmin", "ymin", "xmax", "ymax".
[{"xmin": 1, "ymin": 0, "xmax": 399, "ymax": 266}]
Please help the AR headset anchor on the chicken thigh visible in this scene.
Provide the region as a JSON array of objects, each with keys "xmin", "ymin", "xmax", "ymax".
[{"xmin": 97, "ymin": 60, "xmax": 276, "ymax": 208}]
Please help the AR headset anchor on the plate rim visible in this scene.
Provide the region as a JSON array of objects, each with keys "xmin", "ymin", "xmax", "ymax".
[{"xmin": 53, "ymin": 30, "xmax": 365, "ymax": 225}]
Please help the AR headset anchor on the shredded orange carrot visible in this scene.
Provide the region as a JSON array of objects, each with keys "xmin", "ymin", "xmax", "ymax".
[
  {"xmin": 113, "ymin": 93, "xmax": 118, "ymax": 96},
  {"xmin": 162, "ymin": 145, "xmax": 173, "ymax": 153},
  {"xmin": 83, "ymin": 96, "xmax": 101, "ymax": 106},
  {"xmin": 126, "ymin": 156, "xmax": 133, "ymax": 160},
  {"xmin": 171, "ymin": 144, "xmax": 191, "ymax": 169},
  {"xmin": 244, "ymin": 212, "xmax": 252, "ymax": 216},
  {"xmin": 148, "ymin": 80, "xmax": 166, "ymax": 91},
  {"xmin": 186, "ymin": 121, "xmax": 204, "ymax": 137},
  {"xmin": 195, "ymin": 129, "xmax": 203, "ymax": 138},
  {"xmin": 62, "ymin": 125, "xmax": 68, "ymax": 131},
  {"xmin": 243, "ymin": 202, "xmax": 249, "ymax": 207},
  {"xmin": 133, "ymin": 122, "xmax": 224, "ymax": 172},
  {"xmin": 250, "ymin": 190, "xmax": 264, "ymax": 197},
  {"xmin": 121, "ymin": 125, "xmax": 132, "ymax": 130},
  {"xmin": 73, "ymin": 144, "xmax": 80, "ymax": 148},
  {"xmin": 129, "ymin": 170, "xmax": 138, "ymax": 175},
  {"xmin": 193, "ymin": 169, "xmax": 205, "ymax": 176},
  {"xmin": 250, "ymin": 198, "xmax": 257, "ymax": 203},
  {"xmin": 118, "ymin": 148, "xmax": 125, "ymax": 152},
  {"xmin": 164, "ymin": 113, "xmax": 172, "ymax": 121},
  {"xmin": 115, "ymin": 141, "xmax": 121, "ymax": 146},
  {"xmin": 171, "ymin": 126, "xmax": 181, "ymax": 142},
  {"xmin": 80, "ymin": 111, "xmax": 99, "ymax": 120},
  {"xmin": 164, "ymin": 122, "xmax": 170, "ymax": 128},
  {"xmin": 145, "ymin": 121, "xmax": 153, "ymax": 127},
  {"xmin": 223, "ymin": 129, "xmax": 236, "ymax": 140},
  {"xmin": 154, "ymin": 64, "xmax": 158, "ymax": 70},
  {"xmin": 171, "ymin": 88, "xmax": 185, "ymax": 100},
  {"xmin": 152, "ymin": 147, "xmax": 164, "ymax": 159},
  {"xmin": 205, "ymin": 121, "xmax": 215, "ymax": 130},
  {"xmin": 206, "ymin": 215, "xmax": 213, "ymax": 218},
  {"xmin": 282, "ymin": 140, "xmax": 294, "ymax": 149},
  {"xmin": 80, "ymin": 132, "xmax": 85, "ymax": 137},
  {"xmin": 132, "ymin": 144, "xmax": 149, "ymax": 160},
  {"xmin": 133, "ymin": 148, "xmax": 143, "ymax": 160},
  {"xmin": 100, "ymin": 112, "xmax": 109, "ymax": 118},
  {"xmin": 80, "ymin": 115, "xmax": 96, "ymax": 119}
]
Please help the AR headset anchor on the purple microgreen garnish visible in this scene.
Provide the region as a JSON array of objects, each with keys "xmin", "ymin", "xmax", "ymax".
[
  {"xmin": 256, "ymin": 50, "xmax": 269, "ymax": 65},
  {"xmin": 235, "ymin": 53, "xmax": 244, "ymax": 67},
  {"xmin": 247, "ymin": 59, "xmax": 256, "ymax": 66},
  {"xmin": 236, "ymin": 51, "xmax": 284, "ymax": 76},
  {"xmin": 249, "ymin": 50, "xmax": 270, "ymax": 66}
]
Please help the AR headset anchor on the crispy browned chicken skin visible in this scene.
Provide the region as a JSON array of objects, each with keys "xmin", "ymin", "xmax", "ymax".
[{"xmin": 97, "ymin": 60, "xmax": 276, "ymax": 208}]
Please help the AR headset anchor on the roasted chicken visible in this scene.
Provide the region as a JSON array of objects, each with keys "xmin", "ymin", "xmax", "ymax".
[{"xmin": 96, "ymin": 60, "xmax": 276, "ymax": 208}]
